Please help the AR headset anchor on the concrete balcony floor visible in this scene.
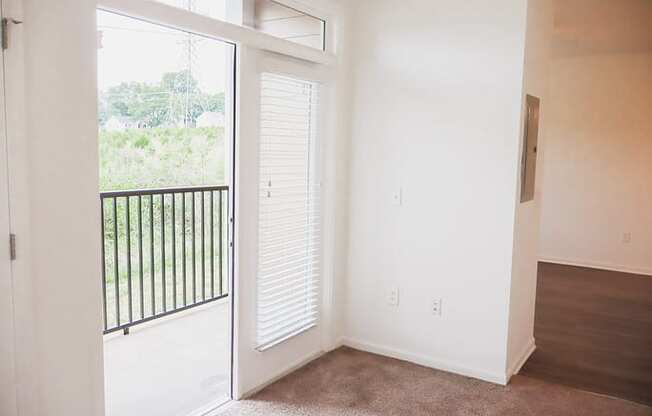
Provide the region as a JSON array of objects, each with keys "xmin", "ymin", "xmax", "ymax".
[{"xmin": 104, "ymin": 301, "xmax": 230, "ymax": 416}]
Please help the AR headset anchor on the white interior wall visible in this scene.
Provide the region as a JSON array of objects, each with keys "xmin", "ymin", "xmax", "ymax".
[
  {"xmin": 342, "ymin": 0, "xmax": 529, "ymax": 384},
  {"xmin": 506, "ymin": 0, "xmax": 553, "ymax": 377},
  {"xmin": 330, "ymin": 2, "xmax": 353, "ymax": 349}
]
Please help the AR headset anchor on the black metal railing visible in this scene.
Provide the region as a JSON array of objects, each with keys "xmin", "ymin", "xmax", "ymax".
[{"xmin": 100, "ymin": 185, "xmax": 229, "ymax": 335}]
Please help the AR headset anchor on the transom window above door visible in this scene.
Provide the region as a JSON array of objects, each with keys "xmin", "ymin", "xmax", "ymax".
[{"xmin": 153, "ymin": 0, "xmax": 327, "ymax": 51}]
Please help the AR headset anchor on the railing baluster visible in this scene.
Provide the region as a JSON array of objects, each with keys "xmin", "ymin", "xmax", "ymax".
[
  {"xmin": 138, "ymin": 196, "xmax": 144, "ymax": 319},
  {"xmin": 126, "ymin": 196, "xmax": 133, "ymax": 324},
  {"xmin": 172, "ymin": 193, "xmax": 177, "ymax": 310},
  {"xmin": 192, "ymin": 192, "xmax": 196, "ymax": 304},
  {"xmin": 101, "ymin": 198, "xmax": 108, "ymax": 332},
  {"xmin": 226, "ymin": 189, "xmax": 229, "ymax": 296},
  {"xmin": 182, "ymin": 193, "xmax": 187, "ymax": 306},
  {"xmin": 210, "ymin": 191, "xmax": 214, "ymax": 298},
  {"xmin": 219, "ymin": 190, "xmax": 223, "ymax": 296},
  {"xmin": 113, "ymin": 197, "xmax": 120, "ymax": 327},
  {"xmin": 161, "ymin": 194, "xmax": 166, "ymax": 312},
  {"xmin": 201, "ymin": 191, "xmax": 206, "ymax": 301},
  {"xmin": 150, "ymin": 194, "xmax": 155, "ymax": 315}
]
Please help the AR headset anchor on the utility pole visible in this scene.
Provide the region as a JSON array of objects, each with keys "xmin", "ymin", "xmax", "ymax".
[{"xmin": 184, "ymin": 0, "xmax": 196, "ymax": 127}]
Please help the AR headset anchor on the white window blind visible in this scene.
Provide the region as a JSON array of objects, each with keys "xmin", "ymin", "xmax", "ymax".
[{"xmin": 256, "ymin": 73, "xmax": 321, "ymax": 351}]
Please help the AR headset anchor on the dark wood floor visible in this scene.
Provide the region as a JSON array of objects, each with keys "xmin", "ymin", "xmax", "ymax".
[{"xmin": 521, "ymin": 262, "xmax": 652, "ymax": 406}]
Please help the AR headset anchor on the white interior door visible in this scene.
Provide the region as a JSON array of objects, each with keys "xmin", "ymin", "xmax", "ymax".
[{"xmin": 0, "ymin": 1, "xmax": 19, "ymax": 414}]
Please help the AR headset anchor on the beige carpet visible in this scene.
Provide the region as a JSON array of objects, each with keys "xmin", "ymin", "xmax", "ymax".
[{"xmin": 219, "ymin": 347, "xmax": 652, "ymax": 416}]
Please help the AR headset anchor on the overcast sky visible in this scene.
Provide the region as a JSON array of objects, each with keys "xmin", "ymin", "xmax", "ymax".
[{"xmin": 97, "ymin": 9, "xmax": 231, "ymax": 94}]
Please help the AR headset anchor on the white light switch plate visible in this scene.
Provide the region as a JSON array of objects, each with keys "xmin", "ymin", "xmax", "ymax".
[
  {"xmin": 392, "ymin": 188, "xmax": 402, "ymax": 206},
  {"xmin": 388, "ymin": 287, "xmax": 399, "ymax": 306},
  {"xmin": 432, "ymin": 298, "xmax": 443, "ymax": 316}
]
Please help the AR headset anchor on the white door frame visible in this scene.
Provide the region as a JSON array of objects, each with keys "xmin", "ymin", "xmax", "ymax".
[
  {"xmin": 98, "ymin": 0, "xmax": 335, "ymax": 65},
  {"xmin": 2, "ymin": 0, "xmax": 37, "ymax": 414},
  {"xmin": 232, "ymin": 47, "xmax": 337, "ymax": 399},
  {"xmin": 255, "ymin": 52, "xmax": 338, "ymax": 355},
  {"xmin": 0, "ymin": 0, "xmax": 19, "ymax": 414}
]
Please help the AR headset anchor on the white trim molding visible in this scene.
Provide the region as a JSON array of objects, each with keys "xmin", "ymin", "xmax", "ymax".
[
  {"xmin": 341, "ymin": 338, "xmax": 509, "ymax": 386},
  {"xmin": 98, "ymin": 0, "xmax": 336, "ymax": 66},
  {"xmin": 539, "ymin": 256, "xmax": 652, "ymax": 277},
  {"xmin": 507, "ymin": 337, "xmax": 536, "ymax": 381},
  {"xmin": 239, "ymin": 349, "xmax": 324, "ymax": 399}
]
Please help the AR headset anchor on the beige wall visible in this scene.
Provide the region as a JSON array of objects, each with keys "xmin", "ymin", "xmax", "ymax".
[
  {"xmin": 539, "ymin": 0, "xmax": 652, "ymax": 275},
  {"xmin": 539, "ymin": 52, "xmax": 652, "ymax": 275}
]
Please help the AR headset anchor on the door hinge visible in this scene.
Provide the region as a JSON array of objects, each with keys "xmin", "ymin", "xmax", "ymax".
[
  {"xmin": 1, "ymin": 17, "xmax": 23, "ymax": 50},
  {"xmin": 9, "ymin": 234, "xmax": 16, "ymax": 261}
]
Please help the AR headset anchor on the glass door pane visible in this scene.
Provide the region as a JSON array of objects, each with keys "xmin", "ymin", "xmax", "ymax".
[{"xmin": 97, "ymin": 10, "xmax": 233, "ymax": 416}]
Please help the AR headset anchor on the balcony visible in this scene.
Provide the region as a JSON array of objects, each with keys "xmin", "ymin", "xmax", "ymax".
[{"xmin": 100, "ymin": 185, "xmax": 230, "ymax": 416}]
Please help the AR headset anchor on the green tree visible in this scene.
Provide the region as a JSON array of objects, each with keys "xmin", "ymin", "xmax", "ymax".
[
  {"xmin": 99, "ymin": 70, "xmax": 225, "ymax": 128},
  {"xmin": 102, "ymin": 82, "xmax": 170, "ymax": 127}
]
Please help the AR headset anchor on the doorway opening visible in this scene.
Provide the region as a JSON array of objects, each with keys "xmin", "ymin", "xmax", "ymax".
[{"xmin": 97, "ymin": 9, "xmax": 235, "ymax": 416}]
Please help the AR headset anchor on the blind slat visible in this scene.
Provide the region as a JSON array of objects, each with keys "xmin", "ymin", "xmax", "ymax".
[
  {"xmin": 259, "ymin": 269, "xmax": 320, "ymax": 292},
  {"xmin": 258, "ymin": 312, "xmax": 319, "ymax": 338},
  {"xmin": 260, "ymin": 249, "xmax": 319, "ymax": 266},
  {"xmin": 258, "ymin": 301, "xmax": 319, "ymax": 326},
  {"xmin": 259, "ymin": 233, "xmax": 321, "ymax": 252},
  {"xmin": 258, "ymin": 285, "xmax": 319, "ymax": 309},
  {"xmin": 257, "ymin": 321, "xmax": 317, "ymax": 351}
]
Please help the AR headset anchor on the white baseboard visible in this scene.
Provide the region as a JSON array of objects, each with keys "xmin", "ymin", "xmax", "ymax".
[
  {"xmin": 239, "ymin": 349, "xmax": 325, "ymax": 399},
  {"xmin": 539, "ymin": 256, "xmax": 652, "ymax": 277},
  {"xmin": 507, "ymin": 337, "xmax": 535, "ymax": 380},
  {"xmin": 201, "ymin": 401, "xmax": 235, "ymax": 416},
  {"xmin": 341, "ymin": 337, "xmax": 508, "ymax": 386},
  {"xmin": 186, "ymin": 396, "xmax": 231, "ymax": 416},
  {"xmin": 333, "ymin": 336, "xmax": 345, "ymax": 350}
]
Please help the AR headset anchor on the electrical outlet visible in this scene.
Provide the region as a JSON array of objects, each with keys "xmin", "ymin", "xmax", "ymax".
[
  {"xmin": 623, "ymin": 232, "xmax": 632, "ymax": 244},
  {"xmin": 388, "ymin": 287, "xmax": 399, "ymax": 307},
  {"xmin": 432, "ymin": 298, "xmax": 443, "ymax": 316}
]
